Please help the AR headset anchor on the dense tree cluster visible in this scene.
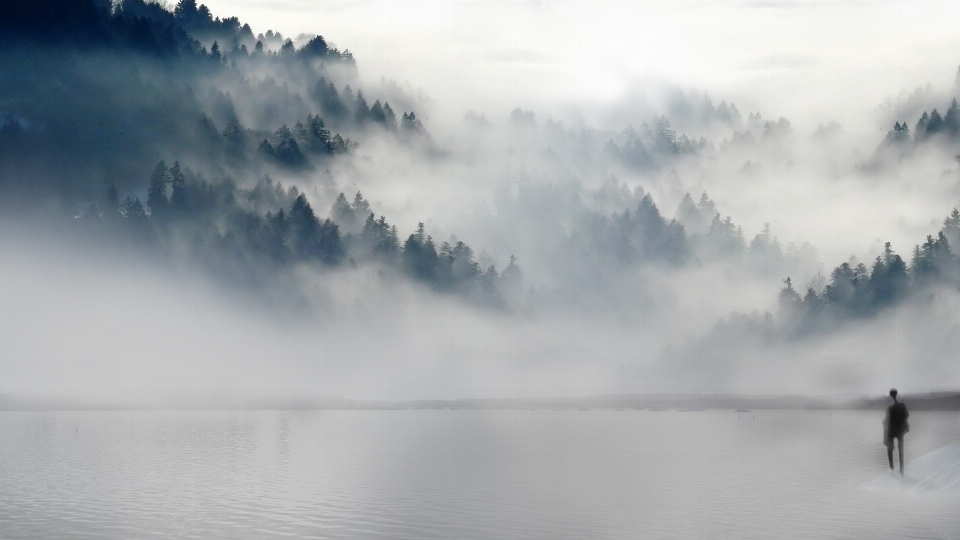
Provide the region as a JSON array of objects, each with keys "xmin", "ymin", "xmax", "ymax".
[
  {"xmin": 605, "ymin": 117, "xmax": 709, "ymax": 170},
  {"xmin": 673, "ymin": 192, "xmax": 816, "ymax": 276},
  {"xmin": 77, "ymin": 162, "xmax": 519, "ymax": 302},
  {"xmin": 883, "ymin": 97, "xmax": 960, "ymax": 148},
  {"xmin": 658, "ymin": 87, "xmax": 744, "ymax": 130},
  {"xmin": 256, "ymin": 117, "xmax": 354, "ymax": 169},
  {"xmin": 0, "ymin": 0, "xmax": 425, "ymax": 206},
  {"xmin": 500, "ymin": 183, "xmax": 811, "ymax": 282},
  {"xmin": 597, "ymin": 194, "xmax": 689, "ymax": 265},
  {"xmin": 311, "ymin": 78, "xmax": 401, "ymax": 131},
  {"xmin": 778, "ymin": 208, "xmax": 960, "ymax": 333},
  {"xmin": 0, "ymin": 0, "xmax": 349, "ymax": 62}
]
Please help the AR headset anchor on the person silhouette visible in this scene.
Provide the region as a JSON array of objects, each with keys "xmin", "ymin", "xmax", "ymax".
[{"xmin": 883, "ymin": 388, "xmax": 909, "ymax": 475}]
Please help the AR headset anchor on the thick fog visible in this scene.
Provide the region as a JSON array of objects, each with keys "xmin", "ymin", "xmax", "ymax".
[
  {"xmin": 4, "ymin": 0, "xmax": 960, "ymax": 405},
  {"xmin": 202, "ymin": 1, "xmax": 960, "ymax": 124}
]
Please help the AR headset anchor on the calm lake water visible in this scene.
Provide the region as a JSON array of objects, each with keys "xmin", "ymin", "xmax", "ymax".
[{"xmin": 2, "ymin": 409, "xmax": 959, "ymax": 539}]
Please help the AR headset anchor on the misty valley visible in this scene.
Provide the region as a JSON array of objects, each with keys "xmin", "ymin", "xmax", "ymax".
[{"xmin": 4, "ymin": 0, "xmax": 960, "ymax": 538}]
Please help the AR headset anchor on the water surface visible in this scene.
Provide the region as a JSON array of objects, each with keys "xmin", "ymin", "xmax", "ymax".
[{"xmin": 2, "ymin": 409, "xmax": 959, "ymax": 539}]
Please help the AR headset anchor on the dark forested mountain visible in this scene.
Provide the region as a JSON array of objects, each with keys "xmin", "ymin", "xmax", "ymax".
[
  {"xmin": 0, "ymin": 0, "xmax": 515, "ymax": 308},
  {"xmin": 71, "ymin": 161, "xmax": 520, "ymax": 307},
  {"xmin": 0, "ymin": 0, "xmax": 419, "ymax": 207},
  {"xmin": 2, "ymin": 0, "xmax": 796, "ymax": 311},
  {"xmin": 8, "ymin": 0, "xmax": 946, "ymax": 323}
]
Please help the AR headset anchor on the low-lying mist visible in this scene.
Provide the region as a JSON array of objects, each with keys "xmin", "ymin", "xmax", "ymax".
[{"xmin": 5, "ymin": 0, "xmax": 960, "ymax": 405}]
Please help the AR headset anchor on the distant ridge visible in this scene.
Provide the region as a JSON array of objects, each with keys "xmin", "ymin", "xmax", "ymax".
[{"xmin": 3, "ymin": 391, "xmax": 960, "ymax": 411}]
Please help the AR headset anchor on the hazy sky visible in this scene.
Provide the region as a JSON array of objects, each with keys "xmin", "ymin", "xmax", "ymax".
[{"xmin": 203, "ymin": 0, "xmax": 960, "ymax": 127}]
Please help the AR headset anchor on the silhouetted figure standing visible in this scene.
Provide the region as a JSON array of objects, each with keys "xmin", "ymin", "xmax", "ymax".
[{"xmin": 884, "ymin": 388, "xmax": 909, "ymax": 475}]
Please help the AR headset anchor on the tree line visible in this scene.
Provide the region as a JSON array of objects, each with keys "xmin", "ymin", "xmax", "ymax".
[
  {"xmin": 81, "ymin": 162, "xmax": 520, "ymax": 302},
  {"xmin": 604, "ymin": 117, "xmax": 710, "ymax": 170},
  {"xmin": 0, "ymin": 0, "xmax": 426, "ymax": 206},
  {"xmin": 778, "ymin": 208, "xmax": 960, "ymax": 333},
  {"xmin": 883, "ymin": 97, "xmax": 960, "ymax": 147}
]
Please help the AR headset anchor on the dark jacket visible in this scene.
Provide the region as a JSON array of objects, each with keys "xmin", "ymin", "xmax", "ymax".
[{"xmin": 884, "ymin": 401, "xmax": 909, "ymax": 441}]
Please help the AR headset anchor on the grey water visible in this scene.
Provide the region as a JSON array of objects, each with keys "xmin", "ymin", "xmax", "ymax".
[{"xmin": 2, "ymin": 409, "xmax": 960, "ymax": 539}]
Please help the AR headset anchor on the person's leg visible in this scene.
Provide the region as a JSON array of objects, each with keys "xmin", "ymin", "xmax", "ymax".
[
  {"xmin": 898, "ymin": 435, "xmax": 905, "ymax": 475},
  {"xmin": 886, "ymin": 440, "xmax": 894, "ymax": 469}
]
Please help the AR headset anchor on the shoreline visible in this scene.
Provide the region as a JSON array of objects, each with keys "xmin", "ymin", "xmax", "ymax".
[{"xmin": 2, "ymin": 392, "xmax": 959, "ymax": 412}]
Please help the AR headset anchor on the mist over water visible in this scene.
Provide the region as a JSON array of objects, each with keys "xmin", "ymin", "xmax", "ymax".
[{"xmin": 4, "ymin": 409, "xmax": 960, "ymax": 539}]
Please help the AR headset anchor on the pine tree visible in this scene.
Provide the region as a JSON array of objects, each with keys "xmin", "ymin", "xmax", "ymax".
[
  {"xmin": 778, "ymin": 277, "xmax": 802, "ymax": 313},
  {"xmin": 169, "ymin": 161, "xmax": 187, "ymax": 214},
  {"xmin": 147, "ymin": 161, "xmax": 168, "ymax": 218},
  {"xmin": 354, "ymin": 90, "xmax": 370, "ymax": 124}
]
